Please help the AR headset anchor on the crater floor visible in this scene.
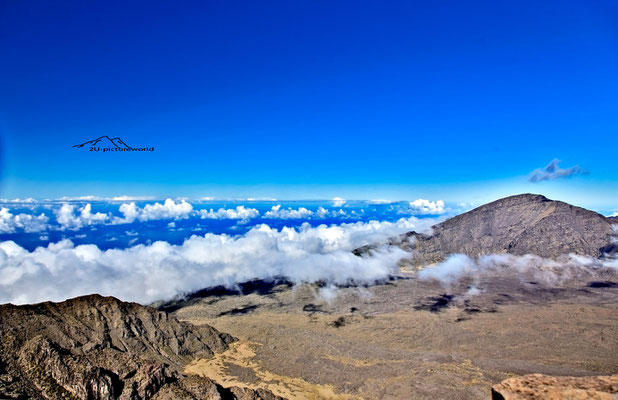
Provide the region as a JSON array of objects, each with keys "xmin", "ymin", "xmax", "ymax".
[{"xmin": 174, "ymin": 271, "xmax": 618, "ymax": 399}]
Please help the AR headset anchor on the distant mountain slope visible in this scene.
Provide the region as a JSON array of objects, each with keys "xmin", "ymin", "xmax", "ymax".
[
  {"xmin": 388, "ymin": 194, "xmax": 618, "ymax": 265},
  {"xmin": 0, "ymin": 295, "xmax": 281, "ymax": 400}
]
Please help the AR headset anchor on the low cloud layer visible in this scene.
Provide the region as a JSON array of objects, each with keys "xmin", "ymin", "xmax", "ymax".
[
  {"xmin": 0, "ymin": 217, "xmax": 434, "ymax": 305},
  {"xmin": 529, "ymin": 159, "xmax": 585, "ymax": 182},
  {"xmin": 55, "ymin": 203, "xmax": 108, "ymax": 230},
  {"xmin": 419, "ymin": 252, "xmax": 618, "ymax": 288},
  {"xmin": 112, "ymin": 199, "xmax": 194, "ymax": 224},
  {"xmin": 332, "ymin": 197, "xmax": 346, "ymax": 207},
  {"xmin": 0, "ymin": 198, "xmax": 458, "ymax": 234},
  {"xmin": 264, "ymin": 205, "xmax": 314, "ymax": 219},
  {"xmin": 198, "ymin": 206, "xmax": 259, "ymax": 222},
  {"xmin": 0, "ymin": 208, "xmax": 49, "ymax": 233},
  {"xmin": 407, "ymin": 199, "xmax": 446, "ymax": 215}
]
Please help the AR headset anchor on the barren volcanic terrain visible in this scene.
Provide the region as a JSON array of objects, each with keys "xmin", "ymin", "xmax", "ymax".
[
  {"xmin": 171, "ymin": 194, "xmax": 618, "ymax": 399},
  {"xmin": 2, "ymin": 194, "xmax": 617, "ymax": 399},
  {"xmin": 174, "ymin": 271, "xmax": 618, "ymax": 399}
]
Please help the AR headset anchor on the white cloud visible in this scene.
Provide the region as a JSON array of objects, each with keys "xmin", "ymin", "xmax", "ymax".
[
  {"xmin": 315, "ymin": 207, "xmax": 346, "ymax": 219},
  {"xmin": 0, "ymin": 216, "xmax": 435, "ymax": 305},
  {"xmin": 57, "ymin": 195, "xmax": 103, "ymax": 201},
  {"xmin": 418, "ymin": 253, "xmax": 618, "ymax": 287},
  {"xmin": 246, "ymin": 197, "xmax": 277, "ymax": 202},
  {"xmin": 0, "ymin": 208, "xmax": 49, "ymax": 233},
  {"xmin": 198, "ymin": 206, "xmax": 259, "ymax": 221},
  {"xmin": 333, "ymin": 197, "xmax": 346, "ymax": 207},
  {"xmin": 113, "ymin": 199, "xmax": 193, "ymax": 224},
  {"xmin": 54, "ymin": 203, "xmax": 109, "ymax": 230},
  {"xmin": 0, "ymin": 198, "xmax": 37, "ymax": 204},
  {"xmin": 140, "ymin": 199, "xmax": 192, "ymax": 220},
  {"xmin": 114, "ymin": 202, "xmax": 140, "ymax": 224},
  {"xmin": 264, "ymin": 205, "xmax": 314, "ymax": 219},
  {"xmin": 110, "ymin": 195, "xmax": 156, "ymax": 201},
  {"xmin": 408, "ymin": 199, "xmax": 446, "ymax": 215}
]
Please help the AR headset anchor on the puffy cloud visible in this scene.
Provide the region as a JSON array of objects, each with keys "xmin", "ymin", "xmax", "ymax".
[
  {"xmin": 0, "ymin": 216, "xmax": 435, "ymax": 305},
  {"xmin": 54, "ymin": 203, "xmax": 109, "ymax": 230},
  {"xmin": 113, "ymin": 199, "xmax": 193, "ymax": 223},
  {"xmin": 417, "ymin": 254, "xmax": 476, "ymax": 284},
  {"xmin": 110, "ymin": 195, "xmax": 155, "ymax": 201},
  {"xmin": 332, "ymin": 197, "xmax": 346, "ymax": 207},
  {"xmin": 198, "ymin": 206, "xmax": 259, "ymax": 221},
  {"xmin": 529, "ymin": 159, "xmax": 586, "ymax": 182},
  {"xmin": 418, "ymin": 252, "xmax": 618, "ymax": 287},
  {"xmin": 315, "ymin": 207, "xmax": 346, "ymax": 219},
  {"xmin": 0, "ymin": 198, "xmax": 37, "ymax": 204},
  {"xmin": 140, "ymin": 199, "xmax": 192, "ymax": 220},
  {"xmin": 0, "ymin": 208, "xmax": 49, "ymax": 233},
  {"xmin": 115, "ymin": 202, "xmax": 140, "ymax": 223},
  {"xmin": 264, "ymin": 205, "xmax": 314, "ymax": 219},
  {"xmin": 408, "ymin": 199, "xmax": 446, "ymax": 215}
]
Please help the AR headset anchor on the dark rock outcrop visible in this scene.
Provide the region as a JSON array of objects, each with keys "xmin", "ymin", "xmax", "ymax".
[
  {"xmin": 153, "ymin": 375, "xmax": 282, "ymax": 400},
  {"xmin": 390, "ymin": 194, "xmax": 618, "ymax": 266},
  {"xmin": 491, "ymin": 373, "xmax": 618, "ymax": 399},
  {"xmin": 0, "ymin": 294, "xmax": 282, "ymax": 399}
]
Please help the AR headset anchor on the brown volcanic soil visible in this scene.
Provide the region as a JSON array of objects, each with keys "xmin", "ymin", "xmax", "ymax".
[
  {"xmin": 174, "ymin": 270, "xmax": 618, "ymax": 400},
  {"xmin": 492, "ymin": 373, "xmax": 618, "ymax": 399}
]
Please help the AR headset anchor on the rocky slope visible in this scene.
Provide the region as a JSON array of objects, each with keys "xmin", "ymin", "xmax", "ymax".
[
  {"xmin": 492, "ymin": 373, "xmax": 618, "ymax": 399},
  {"xmin": 387, "ymin": 194, "xmax": 618, "ymax": 265},
  {"xmin": 0, "ymin": 294, "xmax": 282, "ymax": 399}
]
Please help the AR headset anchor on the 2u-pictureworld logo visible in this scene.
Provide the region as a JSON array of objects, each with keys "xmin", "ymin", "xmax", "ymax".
[{"xmin": 73, "ymin": 136, "xmax": 154, "ymax": 152}]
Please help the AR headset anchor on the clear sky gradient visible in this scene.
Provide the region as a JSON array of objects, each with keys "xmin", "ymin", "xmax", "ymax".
[{"xmin": 0, "ymin": 1, "xmax": 616, "ymax": 209}]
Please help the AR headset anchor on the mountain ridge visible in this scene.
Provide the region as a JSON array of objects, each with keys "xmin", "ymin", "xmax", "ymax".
[
  {"xmin": 375, "ymin": 193, "xmax": 618, "ymax": 265},
  {"xmin": 0, "ymin": 294, "xmax": 282, "ymax": 400}
]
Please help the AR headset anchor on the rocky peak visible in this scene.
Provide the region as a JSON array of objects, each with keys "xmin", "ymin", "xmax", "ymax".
[
  {"xmin": 395, "ymin": 193, "xmax": 618, "ymax": 265},
  {"xmin": 0, "ymin": 295, "xmax": 281, "ymax": 400}
]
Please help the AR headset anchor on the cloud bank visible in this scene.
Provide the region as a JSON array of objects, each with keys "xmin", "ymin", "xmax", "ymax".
[
  {"xmin": 529, "ymin": 159, "xmax": 585, "ymax": 182},
  {"xmin": 0, "ymin": 217, "xmax": 433, "ymax": 305},
  {"xmin": 332, "ymin": 197, "xmax": 346, "ymax": 207},
  {"xmin": 113, "ymin": 199, "xmax": 193, "ymax": 223},
  {"xmin": 408, "ymin": 199, "xmax": 446, "ymax": 215},
  {"xmin": 264, "ymin": 205, "xmax": 314, "ymax": 219},
  {"xmin": 0, "ymin": 208, "xmax": 49, "ymax": 233},
  {"xmin": 418, "ymin": 252, "xmax": 618, "ymax": 287},
  {"xmin": 55, "ymin": 203, "xmax": 109, "ymax": 230},
  {"xmin": 198, "ymin": 206, "xmax": 260, "ymax": 221}
]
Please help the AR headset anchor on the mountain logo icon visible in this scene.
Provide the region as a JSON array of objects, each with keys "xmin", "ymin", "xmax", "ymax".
[
  {"xmin": 73, "ymin": 136, "xmax": 154, "ymax": 152},
  {"xmin": 73, "ymin": 136, "xmax": 131, "ymax": 149}
]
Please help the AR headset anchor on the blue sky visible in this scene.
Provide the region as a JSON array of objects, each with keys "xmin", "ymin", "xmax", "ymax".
[{"xmin": 1, "ymin": 1, "xmax": 616, "ymax": 209}]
